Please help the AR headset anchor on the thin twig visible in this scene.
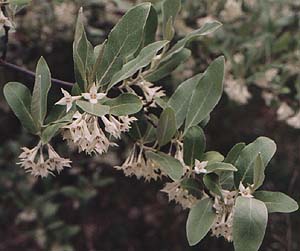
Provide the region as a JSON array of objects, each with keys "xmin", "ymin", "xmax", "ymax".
[
  {"xmin": 0, "ymin": 59, "xmax": 74, "ymax": 87},
  {"xmin": 1, "ymin": 5, "xmax": 9, "ymax": 60}
]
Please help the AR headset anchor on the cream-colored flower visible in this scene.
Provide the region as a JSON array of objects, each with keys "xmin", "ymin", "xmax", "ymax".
[
  {"xmin": 137, "ymin": 81, "xmax": 165, "ymax": 105},
  {"xmin": 55, "ymin": 88, "xmax": 81, "ymax": 112},
  {"xmin": 277, "ymin": 102, "xmax": 294, "ymax": 121},
  {"xmin": 194, "ymin": 159, "xmax": 208, "ymax": 174},
  {"xmin": 220, "ymin": 0, "xmax": 243, "ymax": 22},
  {"xmin": 239, "ymin": 182, "xmax": 253, "ymax": 198},
  {"xmin": 286, "ymin": 111, "xmax": 300, "ymax": 129},
  {"xmin": 82, "ymin": 83, "xmax": 106, "ymax": 104},
  {"xmin": 224, "ymin": 77, "xmax": 251, "ymax": 105},
  {"xmin": 161, "ymin": 181, "xmax": 199, "ymax": 209}
]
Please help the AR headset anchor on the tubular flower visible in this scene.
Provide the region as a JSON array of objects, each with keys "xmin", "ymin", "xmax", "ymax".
[
  {"xmin": 82, "ymin": 83, "xmax": 106, "ymax": 104},
  {"xmin": 194, "ymin": 159, "xmax": 208, "ymax": 174},
  {"xmin": 211, "ymin": 190, "xmax": 238, "ymax": 242},
  {"xmin": 239, "ymin": 182, "xmax": 253, "ymax": 198},
  {"xmin": 136, "ymin": 80, "xmax": 165, "ymax": 107},
  {"xmin": 161, "ymin": 181, "xmax": 199, "ymax": 209},
  {"xmin": 18, "ymin": 142, "xmax": 71, "ymax": 178},
  {"xmin": 114, "ymin": 144, "xmax": 163, "ymax": 182}
]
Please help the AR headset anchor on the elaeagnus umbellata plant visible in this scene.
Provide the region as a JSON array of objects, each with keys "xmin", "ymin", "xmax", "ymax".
[{"xmin": 1, "ymin": 0, "xmax": 298, "ymax": 250}]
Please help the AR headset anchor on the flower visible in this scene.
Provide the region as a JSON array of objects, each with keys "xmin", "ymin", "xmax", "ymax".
[
  {"xmin": 194, "ymin": 159, "xmax": 208, "ymax": 174},
  {"xmin": 62, "ymin": 112, "xmax": 116, "ymax": 155},
  {"xmin": 220, "ymin": 0, "xmax": 243, "ymax": 22},
  {"xmin": 55, "ymin": 88, "xmax": 81, "ymax": 112},
  {"xmin": 0, "ymin": 9, "xmax": 13, "ymax": 32},
  {"xmin": 101, "ymin": 115, "xmax": 137, "ymax": 139},
  {"xmin": 115, "ymin": 144, "xmax": 163, "ymax": 181},
  {"xmin": 137, "ymin": 80, "xmax": 165, "ymax": 106},
  {"xmin": 18, "ymin": 142, "xmax": 71, "ymax": 178},
  {"xmin": 224, "ymin": 76, "xmax": 251, "ymax": 105},
  {"xmin": 161, "ymin": 181, "xmax": 199, "ymax": 209},
  {"xmin": 82, "ymin": 83, "xmax": 106, "ymax": 104},
  {"xmin": 286, "ymin": 111, "xmax": 300, "ymax": 129},
  {"xmin": 277, "ymin": 102, "xmax": 294, "ymax": 121},
  {"xmin": 239, "ymin": 182, "xmax": 253, "ymax": 198}
]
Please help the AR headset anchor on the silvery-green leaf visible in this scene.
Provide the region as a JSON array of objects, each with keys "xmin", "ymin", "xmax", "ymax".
[
  {"xmin": 108, "ymin": 40, "xmax": 168, "ymax": 90},
  {"xmin": 181, "ymin": 178, "xmax": 202, "ymax": 196},
  {"xmin": 168, "ymin": 73, "xmax": 202, "ymax": 128},
  {"xmin": 253, "ymin": 154, "xmax": 265, "ymax": 190},
  {"xmin": 185, "ymin": 56, "xmax": 225, "ymax": 132},
  {"xmin": 76, "ymin": 100, "xmax": 110, "ymax": 117},
  {"xmin": 145, "ymin": 48, "xmax": 191, "ymax": 82},
  {"xmin": 157, "ymin": 107, "xmax": 177, "ymax": 147},
  {"xmin": 234, "ymin": 137, "xmax": 276, "ymax": 187},
  {"xmin": 141, "ymin": 5, "xmax": 158, "ymax": 47},
  {"xmin": 3, "ymin": 82, "xmax": 38, "ymax": 134},
  {"xmin": 183, "ymin": 126, "xmax": 206, "ymax": 166},
  {"xmin": 186, "ymin": 198, "xmax": 216, "ymax": 246},
  {"xmin": 233, "ymin": 197, "xmax": 268, "ymax": 251},
  {"xmin": 254, "ymin": 191, "xmax": 299, "ymax": 213},
  {"xmin": 220, "ymin": 143, "xmax": 246, "ymax": 189},
  {"xmin": 31, "ymin": 57, "xmax": 51, "ymax": 127},
  {"xmin": 146, "ymin": 151, "xmax": 183, "ymax": 181},
  {"xmin": 164, "ymin": 21, "xmax": 222, "ymax": 61},
  {"xmin": 103, "ymin": 93, "xmax": 143, "ymax": 116},
  {"xmin": 97, "ymin": 3, "xmax": 152, "ymax": 85},
  {"xmin": 203, "ymin": 173, "xmax": 222, "ymax": 197},
  {"xmin": 162, "ymin": 0, "xmax": 181, "ymax": 40},
  {"xmin": 202, "ymin": 151, "xmax": 224, "ymax": 163},
  {"xmin": 205, "ymin": 162, "xmax": 237, "ymax": 173},
  {"xmin": 41, "ymin": 122, "xmax": 66, "ymax": 144}
]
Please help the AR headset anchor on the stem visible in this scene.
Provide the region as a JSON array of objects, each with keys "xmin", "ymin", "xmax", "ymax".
[{"xmin": 0, "ymin": 59, "xmax": 74, "ymax": 88}]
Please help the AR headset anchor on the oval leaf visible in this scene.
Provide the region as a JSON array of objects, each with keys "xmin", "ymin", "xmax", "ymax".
[
  {"xmin": 3, "ymin": 82, "xmax": 38, "ymax": 134},
  {"xmin": 157, "ymin": 107, "xmax": 177, "ymax": 147},
  {"xmin": 186, "ymin": 198, "xmax": 216, "ymax": 246},
  {"xmin": 31, "ymin": 57, "xmax": 51, "ymax": 127},
  {"xmin": 146, "ymin": 151, "xmax": 183, "ymax": 181},
  {"xmin": 76, "ymin": 100, "xmax": 110, "ymax": 117},
  {"xmin": 206, "ymin": 162, "xmax": 237, "ymax": 173},
  {"xmin": 103, "ymin": 93, "xmax": 143, "ymax": 116},
  {"xmin": 185, "ymin": 56, "xmax": 225, "ymax": 132},
  {"xmin": 254, "ymin": 191, "xmax": 299, "ymax": 213},
  {"xmin": 183, "ymin": 126, "xmax": 206, "ymax": 166},
  {"xmin": 234, "ymin": 137, "xmax": 276, "ymax": 187},
  {"xmin": 233, "ymin": 197, "xmax": 268, "ymax": 251}
]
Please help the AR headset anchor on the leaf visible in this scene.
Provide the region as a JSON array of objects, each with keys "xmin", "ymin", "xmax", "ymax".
[
  {"xmin": 234, "ymin": 137, "xmax": 276, "ymax": 187},
  {"xmin": 108, "ymin": 40, "xmax": 168, "ymax": 90},
  {"xmin": 73, "ymin": 8, "xmax": 94, "ymax": 90},
  {"xmin": 165, "ymin": 21, "xmax": 222, "ymax": 61},
  {"xmin": 146, "ymin": 151, "xmax": 183, "ymax": 181},
  {"xmin": 141, "ymin": 5, "xmax": 158, "ymax": 47},
  {"xmin": 31, "ymin": 57, "xmax": 51, "ymax": 127},
  {"xmin": 76, "ymin": 100, "xmax": 110, "ymax": 117},
  {"xmin": 97, "ymin": 3, "xmax": 152, "ymax": 85},
  {"xmin": 186, "ymin": 198, "xmax": 216, "ymax": 246},
  {"xmin": 183, "ymin": 126, "xmax": 206, "ymax": 166},
  {"xmin": 157, "ymin": 107, "xmax": 177, "ymax": 147},
  {"xmin": 224, "ymin": 143, "xmax": 246, "ymax": 164},
  {"xmin": 185, "ymin": 56, "xmax": 225, "ymax": 132},
  {"xmin": 103, "ymin": 93, "xmax": 143, "ymax": 116},
  {"xmin": 233, "ymin": 197, "xmax": 268, "ymax": 251},
  {"xmin": 41, "ymin": 123, "xmax": 65, "ymax": 144},
  {"xmin": 219, "ymin": 143, "xmax": 246, "ymax": 189},
  {"xmin": 203, "ymin": 174, "xmax": 222, "ymax": 197},
  {"xmin": 202, "ymin": 151, "xmax": 224, "ymax": 163},
  {"xmin": 145, "ymin": 48, "xmax": 191, "ymax": 82},
  {"xmin": 253, "ymin": 154, "xmax": 265, "ymax": 190},
  {"xmin": 254, "ymin": 191, "xmax": 299, "ymax": 213},
  {"xmin": 205, "ymin": 162, "xmax": 237, "ymax": 173},
  {"xmin": 168, "ymin": 73, "xmax": 202, "ymax": 128},
  {"xmin": 162, "ymin": 0, "xmax": 181, "ymax": 40},
  {"xmin": 3, "ymin": 82, "xmax": 38, "ymax": 134}
]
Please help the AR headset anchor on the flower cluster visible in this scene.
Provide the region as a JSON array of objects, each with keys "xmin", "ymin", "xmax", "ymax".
[
  {"xmin": 161, "ymin": 181, "xmax": 199, "ymax": 209},
  {"xmin": 18, "ymin": 143, "xmax": 71, "ymax": 178},
  {"xmin": 115, "ymin": 144, "xmax": 163, "ymax": 182},
  {"xmin": 211, "ymin": 190, "xmax": 237, "ymax": 242},
  {"xmin": 62, "ymin": 112, "xmax": 136, "ymax": 155}
]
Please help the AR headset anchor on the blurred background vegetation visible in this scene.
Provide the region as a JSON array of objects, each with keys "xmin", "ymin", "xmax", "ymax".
[{"xmin": 0, "ymin": 0, "xmax": 299, "ymax": 250}]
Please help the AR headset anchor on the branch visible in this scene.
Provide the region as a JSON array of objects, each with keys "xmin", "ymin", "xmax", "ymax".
[{"xmin": 0, "ymin": 59, "xmax": 74, "ymax": 88}]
